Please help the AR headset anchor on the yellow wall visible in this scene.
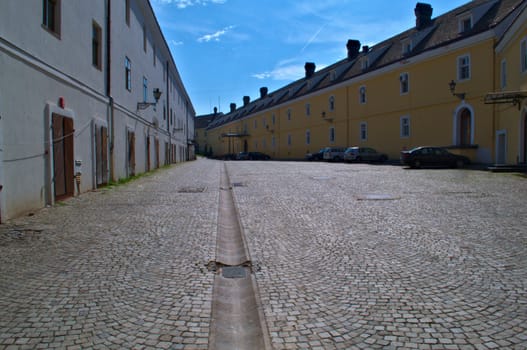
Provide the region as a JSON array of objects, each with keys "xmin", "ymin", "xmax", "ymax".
[{"xmin": 204, "ymin": 10, "xmax": 527, "ymax": 165}]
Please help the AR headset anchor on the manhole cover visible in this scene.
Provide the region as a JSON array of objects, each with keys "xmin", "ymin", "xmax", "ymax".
[
  {"xmin": 356, "ymin": 194, "xmax": 400, "ymax": 201},
  {"xmin": 178, "ymin": 187, "xmax": 206, "ymax": 193},
  {"xmin": 222, "ymin": 266, "xmax": 247, "ymax": 278}
]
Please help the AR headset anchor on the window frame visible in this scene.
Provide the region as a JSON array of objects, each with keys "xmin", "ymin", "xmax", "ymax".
[
  {"xmin": 143, "ymin": 77, "xmax": 148, "ymax": 102},
  {"xmin": 305, "ymin": 103, "xmax": 311, "ymax": 117},
  {"xmin": 359, "ymin": 86, "xmax": 367, "ymax": 104},
  {"xmin": 458, "ymin": 14, "xmax": 473, "ymax": 33},
  {"xmin": 329, "ymin": 96, "xmax": 335, "ymax": 112},
  {"xmin": 329, "ymin": 127, "xmax": 336, "ymax": 144},
  {"xmin": 92, "ymin": 21, "xmax": 102, "ymax": 70},
  {"xmin": 400, "ymin": 116, "xmax": 410, "ymax": 138},
  {"xmin": 360, "ymin": 122, "xmax": 368, "ymax": 141},
  {"xmin": 42, "ymin": 0, "xmax": 61, "ymax": 37},
  {"xmin": 306, "ymin": 130, "xmax": 311, "ymax": 145},
  {"xmin": 125, "ymin": 57, "xmax": 132, "ymax": 91},
  {"xmin": 457, "ymin": 54, "xmax": 471, "ymax": 81},
  {"xmin": 400, "ymin": 72, "xmax": 409, "ymax": 95}
]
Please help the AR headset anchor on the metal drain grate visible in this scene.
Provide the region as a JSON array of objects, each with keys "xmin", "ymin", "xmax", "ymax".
[
  {"xmin": 178, "ymin": 187, "xmax": 206, "ymax": 193},
  {"xmin": 222, "ymin": 266, "xmax": 247, "ymax": 279}
]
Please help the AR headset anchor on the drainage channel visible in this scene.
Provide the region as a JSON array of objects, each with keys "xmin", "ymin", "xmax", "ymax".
[{"xmin": 209, "ymin": 164, "xmax": 270, "ymax": 350}]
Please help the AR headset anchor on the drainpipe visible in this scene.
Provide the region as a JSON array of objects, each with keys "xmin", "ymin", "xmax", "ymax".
[
  {"xmin": 166, "ymin": 60, "xmax": 171, "ymax": 163},
  {"xmin": 106, "ymin": 0, "xmax": 114, "ymax": 181}
]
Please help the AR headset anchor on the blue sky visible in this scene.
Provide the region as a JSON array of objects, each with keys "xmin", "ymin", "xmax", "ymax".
[{"xmin": 150, "ymin": 0, "xmax": 468, "ymax": 116}]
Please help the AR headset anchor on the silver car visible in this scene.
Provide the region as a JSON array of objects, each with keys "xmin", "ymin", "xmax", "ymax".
[
  {"xmin": 344, "ymin": 147, "xmax": 388, "ymax": 162},
  {"xmin": 322, "ymin": 147, "xmax": 347, "ymax": 162}
]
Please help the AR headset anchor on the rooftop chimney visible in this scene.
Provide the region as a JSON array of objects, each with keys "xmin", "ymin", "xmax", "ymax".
[
  {"xmin": 260, "ymin": 87, "xmax": 268, "ymax": 98},
  {"xmin": 243, "ymin": 96, "xmax": 250, "ymax": 106},
  {"xmin": 362, "ymin": 45, "xmax": 369, "ymax": 53},
  {"xmin": 415, "ymin": 3, "xmax": 433, "ymax": 30},
  {"xmin": 230, "ymin": 103, "xmax": 236, "ymax": 113},
  {"xmin": 213, "ymin": 107, "xmax": 218, "ymax": 116},
  {"xmin": 346, "ymin": 39, "xmax": 361, "ymax": 60},
  {"xmin": 305, "ymin": 62, "xmax": 316, "ymax": 78}
]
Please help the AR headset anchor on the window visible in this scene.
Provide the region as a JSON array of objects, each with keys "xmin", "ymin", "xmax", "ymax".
[
  {"xmin": 287, "ymin": 134, "xmax": 292, "ymax": 146},
  {"xmin": 521, "ymin": 38, "xmax": 527, "ymax": 73},
  {"xmin": 360, "ymin": 122, "xmax": 367, "ymax": 141},
  {"xmin": 254, "ymin": 119, "xmax": 258, "ymax": 129},
  {"xmin": 501, "ymin": 59, "xmax": 507, "ymax": 89},
  {"xmin": 400, "ymin": 116, "xmax": 410, "ymax": 138},
  {"xmin": 287, "ymin": 109, "xmax": 292, "ymax": 121},
  {"xmin": 272, "ymin": 136, "xmax": 276, "ymax": 148},
  {"xmin": 125, "ymin": 0, "xmax": 130, "ymax": 26},
  {"xmin": 42, "ymin": 0, "xmax": 60, "ymax": 36},
  {"xmin": 143, "ymin": 77, "xmax": 148, "ymax": 101},
  {"xmin": 361, "ymin": 58, "xmax": 369, "ymax": 70},
  {"xmin": 92, "ymin": 21, "xmax": 102, "ymax": 70},
  {"xmin": 459, "ymin": 15, "xmax": 472, "ymax": 33},
  {"xmin": 305, "ymin": 104, "xmax": 311, "ymax": 116},
  {"xmin": 402, "ymin": 39, "xmax": 412, "ymax": 56},
  {"xmin": 143, "ymin": 25, "xmax": 147, "ymax": 52},
  {"xmin": 306, "ymin": 130, "xmax": 311, "ymax": 145},
  {"xmin": 329, "ymin": 96, "xmax": 335, "ymax": 111},
  {"xmin": 125, "ymin": 57, "xmax": 132, "ymax": 91},
  {"xmin": 330, "ymin": 70, "xmax": 337, "ymax": 81},
  {"xmin": 457, "ymin": 55, "xmax": 471, "ymax": 81},
  {"xmin": 272, "ymin": 113, "xmax": 276, "ymax": 125},
  {"xmin": 359, "ymin": 86, "xmax": 367, "ymax": 104},
  {"xmin": 329, "ymin": 127, "xmax": 335, "ymax": 143},
  {"xmin": 400, "ymin": 73, "xmax": 409, "ymax": 94}
]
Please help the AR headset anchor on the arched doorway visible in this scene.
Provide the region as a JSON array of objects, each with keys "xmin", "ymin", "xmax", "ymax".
[{"xmin": 459, "ymin": 108, "xmax": 472, "ymax": 145}]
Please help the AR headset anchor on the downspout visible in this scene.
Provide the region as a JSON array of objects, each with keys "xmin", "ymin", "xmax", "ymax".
[
  {"xmin": 166, "ymin": 60, "xmax": 171, "ymax": 163},
  {"xmin": 106, "ymin": 0, "xmax": 114, "ymax": 181}
]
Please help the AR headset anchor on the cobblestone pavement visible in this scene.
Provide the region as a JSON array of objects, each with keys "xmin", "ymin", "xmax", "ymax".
[
  {"xmin": 226, "ymin": 161, "xmax": 527, "ymax": 350},
  {"xmin": 1, "ymin": 159, "xmax": 526, "ymax": 349},
  {"xmin": 0, "ymin": 159, "xmax": 221, "ymax": 349}
]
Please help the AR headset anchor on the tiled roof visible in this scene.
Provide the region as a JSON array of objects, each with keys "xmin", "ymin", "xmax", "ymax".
[{"xmin": 208, "ymin": 0, "xmax": 525, "ymax": 130}]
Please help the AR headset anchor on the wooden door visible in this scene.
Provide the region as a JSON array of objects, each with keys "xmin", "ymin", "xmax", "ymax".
[{"xmin": 52, "ymin": 114, "xmax": 74, "ymax": 200}]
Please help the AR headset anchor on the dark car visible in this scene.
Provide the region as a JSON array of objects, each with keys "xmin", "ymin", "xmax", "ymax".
[
  {"xmin": 236, "ymin": 151, "xmax": 271, "ymax": 160},
  {"xmin": 400, "ymin": 146, "xmax": 470, "ymax": 168},
  {"xmin": 305, "ymin": 148, "xmax": 325, "ymax": 161}
]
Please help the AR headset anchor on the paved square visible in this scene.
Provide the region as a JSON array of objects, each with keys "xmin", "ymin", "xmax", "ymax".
[{"xmin": 1, "ymin": 159, "xmax": 526, "ymax": 349}]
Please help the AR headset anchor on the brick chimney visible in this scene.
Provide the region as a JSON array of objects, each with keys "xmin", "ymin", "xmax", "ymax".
[
  {"xmin": 260, "ymin": 87, "xmax": 268, "ymax": 98},
  {"xmin": 230, "ymin": 103, "xmax": 236, "ymax": 113},
  {"xmin": 415, "ymin": 3, "xmax": 433, "ymax": 30},
  {"xmin": 305, "ymin": 62, "xmax": 316, "ymax": 78},
  {"xmin": 346, "ymin": 39, "xmax": 361, "ymax": 60},
  {"xmin": 243, "ymin": 96, "xmax": 250, "ymax": 106}
]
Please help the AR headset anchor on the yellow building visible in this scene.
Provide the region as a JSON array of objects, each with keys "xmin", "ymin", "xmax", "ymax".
[{"xmin": 205, "ymin": 0, "xmax": 527, "ymax": 165}]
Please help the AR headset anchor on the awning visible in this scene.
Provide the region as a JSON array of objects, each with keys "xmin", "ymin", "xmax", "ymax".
[{"xmin": 484, "ymin": 91, "xmax": 527, "ymax": 110}]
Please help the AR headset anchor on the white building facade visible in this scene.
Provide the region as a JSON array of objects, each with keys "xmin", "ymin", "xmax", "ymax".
[{"xmin": 0, "ymin": 0, "xmax": 195, "ymax": 221}]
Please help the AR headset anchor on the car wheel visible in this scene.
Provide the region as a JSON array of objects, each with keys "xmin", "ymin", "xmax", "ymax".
[
  {"xmin": 334, "ymin": 156, "xmax": 342, "ymax": 162},
  {"xmin": 355, "ymin": 156, "xmax": 362, "ymax": 162},
  {"xmin": 413, "ymin": 160, "xmax": 421, "ymax": 168},
  {"xmin": 379, "ymin": 155, "xmax": 387, "ymax": 162},
  {"xmin": 456, "ymin": 159, "xmax": 465, "ymax": 168}
]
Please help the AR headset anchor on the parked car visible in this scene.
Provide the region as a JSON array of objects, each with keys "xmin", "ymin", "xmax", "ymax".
[
  {"xmin": 236, "ymin": 151, "xmax": 271, "ymax": 160},
  {"xmin": 344, "ymin": 147, "xmax": 388, "ymax": 163},
  {"xmin": 400, "ymin": 146, "xmax": 470, "ymax": 168},
  {"xmin": 322, "ymin": 147, "xmax": 347, "ymax": 162},
  {"xmin": 305, "ymin": 148, "xmax": 325, "ymax": 161}
]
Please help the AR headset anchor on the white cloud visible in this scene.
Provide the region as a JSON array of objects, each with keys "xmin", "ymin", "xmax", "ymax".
[
  {"xmin": 197, "ymin": 25, "xmax": 235, "ymax": 43},
  {"xmin": 252, "ymin": 65, "xmax": 304, "ymax": 81},
  {"xmin": 170, "ymin": 40, "xmax": 184, "ymax": 46},
  {"xmin": 154, "ymin": 0, "xmax": 226, "ymax": 9}
]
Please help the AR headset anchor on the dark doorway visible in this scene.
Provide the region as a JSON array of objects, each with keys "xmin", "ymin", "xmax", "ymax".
[
  {"xmin": 52, "ymin": 114, "xmax": 74, "ymax": 200},
  {"xmin": 95, "ymin": 125, "xmax": 108, "ymax": 186}
]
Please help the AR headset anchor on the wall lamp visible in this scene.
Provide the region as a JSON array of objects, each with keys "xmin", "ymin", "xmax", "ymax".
[
  {"xmin": 449, "ymin": 80, "xmax": 465, "ymax": 100},
  {"xmin": 321, "ymin": 111, "xmax": 333, "ymax": 122},
  {"xmin": 137, "ymin": 88, "xmax": 162, "ymax": 110}
]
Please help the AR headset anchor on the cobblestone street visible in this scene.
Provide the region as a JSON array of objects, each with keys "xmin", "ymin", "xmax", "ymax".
[{"xmin": 1, "ymin": 158, "xmax": 526, "ymax": 349}]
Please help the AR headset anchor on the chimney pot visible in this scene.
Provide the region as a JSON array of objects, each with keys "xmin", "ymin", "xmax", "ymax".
[
  {"xmin": 346, "ymin": 39, "xmax": 361, "ymax": 60},
  {"xmin": 243, "ymin": 96, "xmax": 250, "ymax": 106},
  {"xmin": 415, "ymin": 3, "xmax": 433, "ymax": 29},
  {"xmin": 362, "ymin": 45, "xmax": 369, "ymax": 53},
  {"xmin": 260, "ymin": 87, "xmax": 268, "ymax": 98},
  {"xmin": 230, "ymin": 103, "xmax": 236, "ymax": 112},
  {"xmin": 304, "ymin": 62, "xmax": 316, "ymax": 78}
]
